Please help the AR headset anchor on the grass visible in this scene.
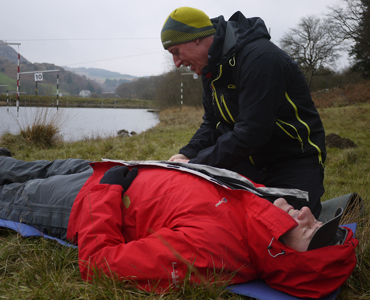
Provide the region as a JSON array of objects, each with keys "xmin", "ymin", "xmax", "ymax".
[
  {"xmin": 318, "ymin": 104, "xmax": 370, "ymax": 299},
  {"xmin": 320, "ymin": 105, "xmax": 370, "ymax": 201},
  {"xmin": 0, "ymin": 72, "xmax": 17, "ymax": 91},
  {"xmin": 1, "ymin": 104, "xmax": 370, "ymax": 299}
]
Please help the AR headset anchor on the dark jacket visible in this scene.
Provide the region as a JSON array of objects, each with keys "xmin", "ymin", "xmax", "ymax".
[{"xmin": 180, "ymin": 12, "xmax": 326, "ymax": 173}]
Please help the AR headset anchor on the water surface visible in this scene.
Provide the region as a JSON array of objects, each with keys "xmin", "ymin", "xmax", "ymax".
[{"xmin": 0, "ymin": 106, "xmax": 160, "ymax": 141}]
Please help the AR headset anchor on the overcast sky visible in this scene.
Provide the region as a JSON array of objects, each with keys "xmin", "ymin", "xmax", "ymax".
[{"xmin": 1, "ymin": 0, "xmax": 348, "ymax": 77}]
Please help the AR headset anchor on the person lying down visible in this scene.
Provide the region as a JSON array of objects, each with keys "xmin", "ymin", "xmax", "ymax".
[{"xmin": 0, "ymin": 154, "xmax": 358, "ymax": 299}]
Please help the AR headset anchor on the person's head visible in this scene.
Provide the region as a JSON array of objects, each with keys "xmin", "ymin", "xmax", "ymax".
[
  {"xmin": 161, "ymin": 7, "xmax": 215, "ymax": 75},
  {"xmin": 245, "ymin": 195, "xmax": 358, "ymax": 298},
  {"xmin": 273, "ymin": 198, "xmax": 347, "ymax": 252}
]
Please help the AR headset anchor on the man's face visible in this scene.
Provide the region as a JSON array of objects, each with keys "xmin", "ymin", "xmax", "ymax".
[
  {"xmin": 273, "ymin": 198, "xmax": 323, "ymax": 252},
  {"xmin": 167, "ymin": 40, "xmax": 209, "ymax": 75}
]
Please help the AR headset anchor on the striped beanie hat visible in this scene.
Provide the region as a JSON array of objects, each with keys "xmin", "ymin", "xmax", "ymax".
[{"xmin": 161, "ymin": 7, "xmax": 216, "ymax": 49}]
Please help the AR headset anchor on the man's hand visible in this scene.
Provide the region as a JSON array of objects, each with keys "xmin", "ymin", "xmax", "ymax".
[
  {"xmin": 168, "ymin": 154, "xmax": 190, "ymax": 163},
  {"xmin": 100, "ymin": 165, "xmax": 138, "ymax": 191}
]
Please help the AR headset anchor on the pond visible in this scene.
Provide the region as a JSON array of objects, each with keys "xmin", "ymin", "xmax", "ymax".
[{"xmin": 0, "ymin": 106, "xmax": 160, "ymax": 142}]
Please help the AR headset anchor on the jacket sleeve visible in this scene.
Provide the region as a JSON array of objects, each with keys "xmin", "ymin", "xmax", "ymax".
[
  {"xmin": 76, "ymin": 184, "xmax": 193, "ymax": 291},
  {"xmin": 189, "ymin": 47, "xmax": 293, "ymax": 169}
]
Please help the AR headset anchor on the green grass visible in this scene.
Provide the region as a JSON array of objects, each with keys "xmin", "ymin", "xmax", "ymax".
[
  {"xmin": 318, "ymin": 104, "xmax": 370, "ymax": 299},
  {"xmin": 320, "ymin": 105, "xmax": 370, "ymax": 201},
  {"xmin": 1, "ymin": 104, "xmax": 370, "ymax": 299},
  {"xmin": 0, "ymin": 72, "xmax": 17, "ymax": 91}
]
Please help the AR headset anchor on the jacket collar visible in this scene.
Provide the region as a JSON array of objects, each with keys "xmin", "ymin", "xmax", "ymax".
[{"xmin": 203, "ymin": 12, "xmax": 271, "ymax": 76}]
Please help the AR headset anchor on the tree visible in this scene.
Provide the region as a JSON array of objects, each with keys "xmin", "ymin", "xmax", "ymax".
[
  {"xmin": 280, "ymin": 15, "xmax": 344, "ymax": 88},
  {"xmin": 351, "ymin": 0, "xmax": 370, "ymax": 77},
  {"xmin": 115, "ymin": 76, "xmax": 161, "ymax": 101},
  {"xmin": 155, "ymin": 67, "xmax": 203, "ymax": 108},
  {"xmin": 327, "ymin": 0, "xmax": 365, "ymax": 41},
  {"xmin": 327, "ymin": 0, "xmax": 370, "ymax": 77}
]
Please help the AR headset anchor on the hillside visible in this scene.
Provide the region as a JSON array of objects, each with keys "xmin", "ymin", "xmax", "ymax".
[
  {"xmin": 312, "ymin": 80, "xmax": 370, "ymax": 108},
  {"xmin": 0, "ymin": 43, "xmax": 103, "ymax": 96},
  {"xmin": 0, "ymin": 72, "xmax": 17, "ymax": 91},
  {"xmin": 63, "ymin": 66, "xmax": 136, "ymax": 82},
  {"xmin": 0, "ymin": 43, "xmax": 137, "ymax": 96},
  {"xmin": 63, "ymin": 66, "xmax": 138, "ymax": 93},
  {"xmin": 0, "ymin": 59, "xmax": 102, "ymax": 97},
  {"xmin": 0, "ymin": 40, "xmax": 29, "ymax": 64}
]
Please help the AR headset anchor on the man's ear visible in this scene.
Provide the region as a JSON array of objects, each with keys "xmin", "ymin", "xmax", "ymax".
[{"xmin": 195, "ymin": 39, "xmax": 200, "ymax": 45}]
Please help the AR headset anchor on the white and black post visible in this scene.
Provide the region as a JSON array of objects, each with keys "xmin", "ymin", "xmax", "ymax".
[
  {"xmin": 180, "ymin": 81, "xmax": 183, "ymax": 111},
  {"xmin": 16, "ymin": 52, "xmax": 20, "ymax": 116},
  {"xmin": 56, "ymin": 74, "xmax": 59, "ymax": 110}
]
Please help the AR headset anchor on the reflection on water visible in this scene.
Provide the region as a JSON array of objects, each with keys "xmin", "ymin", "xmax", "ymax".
[{"xmin": 0, "ymin": 106, "xmax": 160, "ymax": 141}]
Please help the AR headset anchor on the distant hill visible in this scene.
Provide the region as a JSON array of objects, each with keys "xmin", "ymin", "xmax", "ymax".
[
  {"xmin": 0, "ymin": 60, "xmax": 102, "ymax": 97},
  {"xmin": 0, "ymin": 43, "xmax": 102, "ymax": 96},
  {"xmin": 0, "ymin": 40, "xmax": 29, "ymax": 64},
  {"xmin": 0, "ymin": 43, "xmax": 139, "ymax": 96},
  {"xmin": 63, "ymin": 66, "xmax": 137, "ymax": 82},
  {"xmin": 62, "ymin": 66, "xmax": 138, "ymax": 93}
]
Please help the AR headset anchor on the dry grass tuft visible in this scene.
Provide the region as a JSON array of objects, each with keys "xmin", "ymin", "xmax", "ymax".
[{"xmin": 17, "ymin": 107, "xmax": 67, "ymax": 147}]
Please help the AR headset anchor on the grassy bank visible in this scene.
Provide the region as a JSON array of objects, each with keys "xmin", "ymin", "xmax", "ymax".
[
  {"xmin": 1, "ymin": 104, "xmax": 369, "ymax": 299},
  {"xmin": 0, "ymin": 94, "xmax": 158, "ymax": 109}
]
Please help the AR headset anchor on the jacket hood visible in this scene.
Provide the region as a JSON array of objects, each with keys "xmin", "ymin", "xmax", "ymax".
[
  {"xmin": 244, "ymin": 196, "xmax": 358, "ymax": 299},
  {"xmin": 205, "ymin": 12, "xmax": 270, "ymax": 74}
]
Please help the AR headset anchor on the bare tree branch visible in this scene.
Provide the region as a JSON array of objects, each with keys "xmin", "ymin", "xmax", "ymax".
[
  {"xmin": 280, "ymin": 15, "xmax": 344, "ymax": 88},
  {"xmin": 326, "ymin": 0, "xmax": 365, "ymax": 40}
]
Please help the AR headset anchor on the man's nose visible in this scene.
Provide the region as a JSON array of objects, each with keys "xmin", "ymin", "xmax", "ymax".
[{"xmin": 173, "ymin": 56, "xmax": 182, "ymax": 68}]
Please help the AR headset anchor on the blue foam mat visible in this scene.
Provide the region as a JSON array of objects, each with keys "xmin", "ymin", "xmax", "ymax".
[
  {"xmin": 228, "ymin": 280, "xmax": 340, "ymax": 300},
  {"xmin": 0, "ymin": 218, "xmax": 77, "ymax": 248},
  {"xmin": 0, "ymin": 219, "xmax": 356, "ymax": 299}
]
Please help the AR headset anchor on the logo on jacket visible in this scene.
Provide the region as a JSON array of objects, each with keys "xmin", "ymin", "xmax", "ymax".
[
  {"xmin": 215, "ymin": 198, "xmax": 228, "ymax": 207},
  {"xmin": 171, "ymin": 262, "xmax": 179, "ymax": 287},
  {"xmin": 122, "ymin": 195, "xmax": 131, "ymax": 209}
]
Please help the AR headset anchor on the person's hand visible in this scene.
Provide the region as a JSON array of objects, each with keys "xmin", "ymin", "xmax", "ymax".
[
  {"xmin": 168, "ymin": 154, "xmax": 190, "ymax": 163},
  {"xmin": 100, "ymin": 165, "xmax": 138, "ymax": 191}
]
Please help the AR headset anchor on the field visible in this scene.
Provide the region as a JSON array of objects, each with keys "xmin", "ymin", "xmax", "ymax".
[{"xmin": 0, "ymin": 97, "xmax": 369, "ymax": 299}]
